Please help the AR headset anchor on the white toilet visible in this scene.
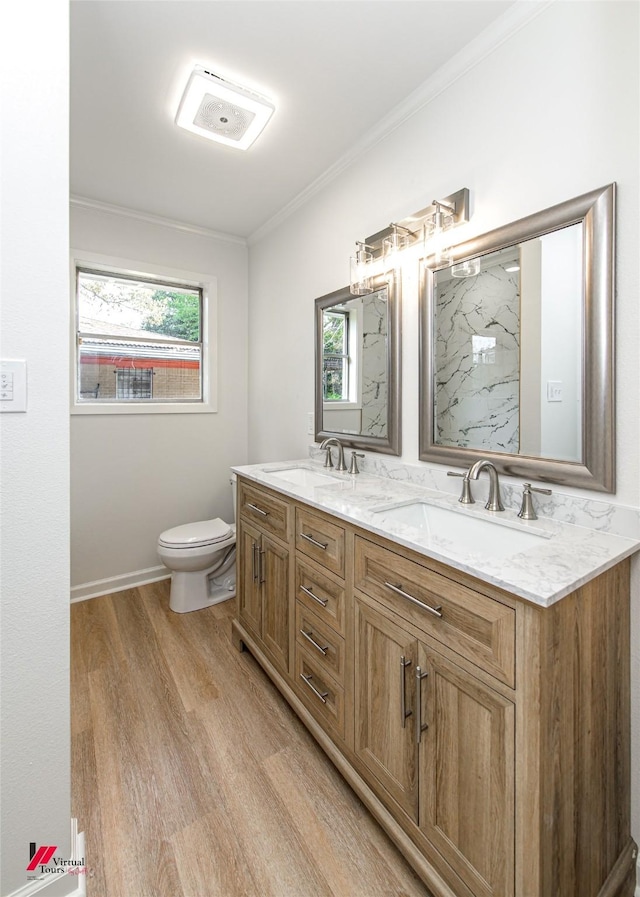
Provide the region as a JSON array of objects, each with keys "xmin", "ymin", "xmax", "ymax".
[{"xmin": 157, "ymin": 477, "xmax": 237, "ymax": 613}]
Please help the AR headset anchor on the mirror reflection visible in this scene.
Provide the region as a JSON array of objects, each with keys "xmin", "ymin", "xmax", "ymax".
[
  {"xmin": 420, "ymin": 184, "xmax": 615, "ymax": 492},
  {"xmin": 315, "ymin": 274, "xmax": 401, "ymax": 455},
  {"xmin": 433, "ymin": 223, "xmax": 583, "ymax": 462}
]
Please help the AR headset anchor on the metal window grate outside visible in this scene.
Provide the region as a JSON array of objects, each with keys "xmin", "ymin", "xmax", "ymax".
[{"xmin": 116, "ymin": 368, "xmax": 153, "ymax": 399}]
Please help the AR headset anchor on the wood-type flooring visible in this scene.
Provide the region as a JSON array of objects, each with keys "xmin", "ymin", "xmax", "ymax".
[{"xmin": 71, "ymin": 582, "xmax": 431, "ymax": 897}]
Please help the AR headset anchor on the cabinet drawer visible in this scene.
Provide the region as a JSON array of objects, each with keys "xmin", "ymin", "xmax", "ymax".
[
  {"xmin": 238, "ymin": 481, "xmax": 290, "ymax": 542},
  {"xmin": 295, "ymin": 646, "xmax": 345, "ymax": 739},
  {"xmin": 295, "ymin": 602, "xmax": 345, "ymax": 685},
  {"xmin": 295, "ymin": 507, "xmax": 345, "ymax": 577},
  {"xmin": 295, "ymin": 558, "xmax": 345, "ymax": 635},
  {"xmin": 354, "ymin": 536, "xmax": 515, "ymax": 687}
]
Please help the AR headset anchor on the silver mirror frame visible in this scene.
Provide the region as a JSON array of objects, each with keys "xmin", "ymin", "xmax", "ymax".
[
  {"xmin": 315, "ymin": 271, "xmax": 401, "ymax": 456},
  {"xmin": 419, "ymin": 183, "xmax": 615, "ymax": 492}
]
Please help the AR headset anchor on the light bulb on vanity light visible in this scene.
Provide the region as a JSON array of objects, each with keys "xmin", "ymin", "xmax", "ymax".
[
  {"xmin": 424, "ymin": 200, "xmax": 455, "ymax": 265},
  {"xmin": 382, "ymin": 224, "xmax": 410, "ymax": 271},
  {"xmin": 350, "ymin": 242, "xmax": 374, "ymax": 296}
]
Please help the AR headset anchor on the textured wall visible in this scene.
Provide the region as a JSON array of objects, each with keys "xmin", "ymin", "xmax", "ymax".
[{"xmin": 0, "ymin": 1, "xmax": 73, "ymax": 893}]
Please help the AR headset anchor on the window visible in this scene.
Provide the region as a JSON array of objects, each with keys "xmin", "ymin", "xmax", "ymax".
[
  {"xmin": 71, "ymin": 254, "xmax": 217, "ymax": 414},
  {"xmin": 322, "ymin": 309, "xmax": 350, "ymax": 401}
]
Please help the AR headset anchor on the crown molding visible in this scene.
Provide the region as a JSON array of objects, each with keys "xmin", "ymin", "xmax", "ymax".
[
  {"xmin": 70, "ymin": 195, "xmax": 247, "ymax": 246},
  {"xmin": 248, "ymin": 0, "xmax": 553, "ymax": 246}
]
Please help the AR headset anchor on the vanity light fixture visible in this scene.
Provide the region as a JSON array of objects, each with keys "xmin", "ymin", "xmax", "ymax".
[
  {"xmin": 175, "ymin": 65, "xmax": 275, "ymax": 150},
  {"xmin": 424, "ymin": 200, "xmax": 455, "ymax": 264},
  {"xmin": 349, "ymin": 242, "xmax": 375, "ymax": 296},
  {"xmin": 382, "ymin": 224, "xmax": 411, "ymax": 270},
  {"xmin": 349, "ymin": 188, "xmax": 470, "ymax": 292},
  {"xmin": 451, "ymin": 258, "xmax": 481, "ymax": 278}
]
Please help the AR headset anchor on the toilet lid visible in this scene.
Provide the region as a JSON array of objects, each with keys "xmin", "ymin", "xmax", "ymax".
[{"xmin": 159, "ymin": 518, "xmax": 232, "ymax": 549}]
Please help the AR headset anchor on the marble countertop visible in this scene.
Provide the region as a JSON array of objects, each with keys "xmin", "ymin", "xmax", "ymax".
[{"xmin": 232, "ymin": 460, "xmax": 640, "ymax": 607}]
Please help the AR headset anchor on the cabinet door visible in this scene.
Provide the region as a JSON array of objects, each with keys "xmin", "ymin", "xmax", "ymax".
[
  {"xmin": 237, "ymin": 520, "xmax": 262, "ymax": 637},
  {"xmin": 354, "ymin": 597, "xmax": 419, "ymax": 821},
  {"xmin": 260, "ymin": 533, "xmax": 290, "ymax": 673},
  {"xmin": 418, "ymin": 646, "xmax": 515, "ymax": 897}
]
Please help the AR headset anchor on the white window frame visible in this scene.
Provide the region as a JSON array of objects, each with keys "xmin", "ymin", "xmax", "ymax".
[{"xmin": 70, "ymin": 251, "xmax": 218, "ymax": 415}]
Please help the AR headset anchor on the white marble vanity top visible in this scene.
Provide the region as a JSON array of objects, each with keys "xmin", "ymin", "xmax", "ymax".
[{"xmin": 232, "ymin": 460, "xmax": 640, "ymax": 607}]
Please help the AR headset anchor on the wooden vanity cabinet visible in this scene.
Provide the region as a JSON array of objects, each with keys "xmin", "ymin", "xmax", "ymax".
[
  {"xmin": 353, "ymin": 537, "xmax": 515, "ymax": 897},
  {"xmin": 236, "ymin": 481, "xmax": 291, "ymax": 674},
  {"xmin": 232, "ymin": 476, "xmax": 637, "ymax": 897}
]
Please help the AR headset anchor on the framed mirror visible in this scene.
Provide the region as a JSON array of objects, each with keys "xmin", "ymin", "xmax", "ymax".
[
  {"xmin": 315, "ymin": 271, "xmax": 401, "ymax": 455},
  {"xmin": 419, "ymin": 184, "xmax": 615, "ymax": 491}
]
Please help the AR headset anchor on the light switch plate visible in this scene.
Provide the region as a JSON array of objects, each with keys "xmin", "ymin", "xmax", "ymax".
[
  {"xmin": 546, "ymin": 380, "xmax": 563, "ymax": 402},
  {"xmin": 0, "ymin": 359, "xmax": 27, "ymax": 412}
]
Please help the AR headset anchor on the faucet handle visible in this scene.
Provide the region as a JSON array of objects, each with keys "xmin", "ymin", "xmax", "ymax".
[
  {"xmin": 349, "ymin": 451, "xmax": 364, "ymax": 475},
  {"xmin": 447, "ymin": 471, "xmax": 475, "ymax": 505},
  {"xmin": 518, "ymin": 483, "xmax": 552, "ymax": 520}
]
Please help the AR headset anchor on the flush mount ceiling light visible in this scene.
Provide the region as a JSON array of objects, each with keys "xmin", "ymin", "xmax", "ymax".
[{"xmin": 175, "ymin": 66, "xmax": 275, "ymax": 150}]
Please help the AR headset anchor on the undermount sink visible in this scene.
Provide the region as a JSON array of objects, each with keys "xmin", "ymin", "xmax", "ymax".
[
  {"xmin": 266, "ymin": 466, "xmax": 339, "ymax": 488},
  {"xmin": 373, "ymin": 500, "xmax": 549, "ymax": 560}
]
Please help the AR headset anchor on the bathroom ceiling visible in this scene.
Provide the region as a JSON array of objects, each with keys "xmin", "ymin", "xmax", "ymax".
[{"xmin": 70, "ymin": 0, "xmax": 517, "ymax": 239}]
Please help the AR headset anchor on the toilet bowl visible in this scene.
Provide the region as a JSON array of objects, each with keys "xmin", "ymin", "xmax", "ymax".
[{"xmin": 158, "ymin": 478, "xmax": 237, "ymax": 613}]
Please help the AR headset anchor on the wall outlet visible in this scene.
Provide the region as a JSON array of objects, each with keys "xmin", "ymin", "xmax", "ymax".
[
  {"xmin": 546, "ymin": 380, "xmax": 563, "ymax": 402},
  {"xmin": 307, "ymin": 412, "xmax": 315, "ymax": 435}
]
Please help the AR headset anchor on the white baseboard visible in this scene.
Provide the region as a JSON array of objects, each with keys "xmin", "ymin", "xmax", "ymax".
[
  {"xmin": 7, "ymin": 872, "xmax": 83, "ymax": 897},
  {"xmin": 70, "ymin": 565, "xmax": 170, "ymax": 602}
]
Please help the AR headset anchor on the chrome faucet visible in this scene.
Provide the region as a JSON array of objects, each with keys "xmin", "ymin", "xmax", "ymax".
[
  {"xmin": 467, "ymin": 459, "xmax": 504, "ymax": 511},
  {"xmin": 319, "ymin": 437, "xmax": 347, "ymax": 471}
]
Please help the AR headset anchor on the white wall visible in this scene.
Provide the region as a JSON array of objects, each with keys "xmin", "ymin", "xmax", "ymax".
[
  {"xmin": 69, "ymin": 205, "xmax": 249, "ymax": 591},
  {"xmin": 0, "ymin": 1, "xmax": 74, "ymax": 894},
  {"xmin": 248, "ymin": 0, "xmax": 640, "ymax": 861}
]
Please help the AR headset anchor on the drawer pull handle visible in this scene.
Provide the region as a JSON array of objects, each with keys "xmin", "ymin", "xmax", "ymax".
[
  {"xmin": 247, "ymin": 502, "xmax": 269, "ymax": 517},
  {"xmin": 300, "ymin": 673, "xmax": 328, "ymax": 703},
  {"xmin": 384, "ymin": 582, "xmax": 443, "ymax": 619},
  {"xmin": 400, "ymin": 655, "xmax": 412, "ymax": 728},
  {"xmin": 300, "ymin": 585, "xmax": 328, "ymax": 607},
  {"xmin": 300, "ymin": 628, "xmax": 329, "ymax": 656},
  {"xmin": 415, "ymin": 665, "xmax": 429, "ymax": 744},
  {"xmin": 300, "ymin": 532, "xmax": 329, "ymax": 550}
]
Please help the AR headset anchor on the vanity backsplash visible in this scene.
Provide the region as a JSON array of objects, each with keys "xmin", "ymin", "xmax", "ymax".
[{"xmin": 308, "ymin": 445, "xmax": 640, "ymax": 541}]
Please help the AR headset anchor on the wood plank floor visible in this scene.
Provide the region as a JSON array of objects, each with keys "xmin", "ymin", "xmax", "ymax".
[{"xmin": 71, "ymin": 581, "xmax": 432, "ymax": 897}]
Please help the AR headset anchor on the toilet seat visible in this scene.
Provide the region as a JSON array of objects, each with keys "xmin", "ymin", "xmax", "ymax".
[{"xmin": 158, "ymin": 518, "xmax": 232, "ymax": 549}]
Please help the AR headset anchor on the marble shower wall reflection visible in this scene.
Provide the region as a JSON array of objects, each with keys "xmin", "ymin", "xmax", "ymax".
[
  {"xmin": 434, "ymin": 258, "xmax": 520, "ymax": 453},
  {"xmin": 361, "ymin": 292, "xmax": 388, "ymax": 438}
]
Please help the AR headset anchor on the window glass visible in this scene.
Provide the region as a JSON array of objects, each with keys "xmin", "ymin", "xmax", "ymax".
[
  {"xmin": 76, "ymin": 269, "xmax": 203, "ymax": 403},
  {"xmin": 323, "ymin": 310, "xmax": 349, "ymax": 401}
]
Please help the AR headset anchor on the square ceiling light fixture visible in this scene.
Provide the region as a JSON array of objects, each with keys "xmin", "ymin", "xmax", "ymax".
[{"xmin": 175, "ymin": 66, "xmax": 275, "ymax": 150}]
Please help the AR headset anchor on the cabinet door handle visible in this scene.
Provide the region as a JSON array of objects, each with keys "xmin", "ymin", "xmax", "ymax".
[
  {"xmin": 247, "ymin": 502, "xmax": 269, "ymax": 517},
  {"xmin": 415, "ymin": 665, "xmax": 429, "ymax": 744},
  {"xmin": 400, "ymin": 655, "xmax": 412, "ymax": 728},
  {"xmin": 300, "ymin": 673, "xmax": 329, "ymax": 703},
  {"xmin": 252, "ymin": 541, "xmax": 259, "ymax": 583},
  {"xmin": 300, "ymin": 585, "xmax": 328, "ymax": 607},
  {"xmin": 259, "ymin": 549, "xmax": 266, "ymax": 584},
  {"xmin": 299, "ymin": 532, "xmax": 328, "ymax": 550},
  {"xmin": 300, "ymin": 628, "xmax": 329, "ymax": 656},
  {"xmin": 384, "ymin": 582, "xmax": 443, "ymax": 619}
]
